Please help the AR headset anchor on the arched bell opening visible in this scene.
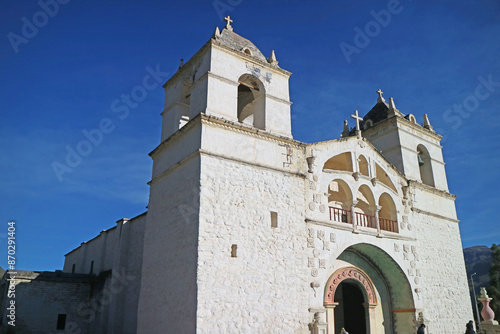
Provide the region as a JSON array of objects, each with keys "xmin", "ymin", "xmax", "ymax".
[
  {"xmin": 416, "ymin": 144, "xmax": 434, "ymax": 187},
  {"xmin": 237, "ymin": 74, "xmax": 265, "ymax": 130}
]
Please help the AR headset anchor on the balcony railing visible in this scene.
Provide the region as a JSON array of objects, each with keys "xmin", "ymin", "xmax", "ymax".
[
  {"xmin": 379, "ymin": 217, "xmax": 398, "ymax": 233},
  {"xmin": 329, "ymin": 207, "xmax": 398, "ymax": 233},
  {"xmin": 355, "ymin": 212, "xmax": 377, "ymax": 229},
  {"xmin": 329, "ymin": 207, "xmax": 350, "ymax": 223}
]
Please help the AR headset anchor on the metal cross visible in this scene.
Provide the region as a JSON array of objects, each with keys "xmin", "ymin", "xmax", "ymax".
[
  {"xmin": 224, "ymin": 16, "xmax": 233, "ymax": 31},
  {"xmin": 351, "ymin": 110, "xmax": 363, "ymax": 133}
]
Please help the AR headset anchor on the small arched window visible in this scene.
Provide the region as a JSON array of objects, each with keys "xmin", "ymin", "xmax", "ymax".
[
  {"xmin": 237, "ymin": 74, "xmax": 265, "ymax": 130},
  {"xmin": 417, "ymin": 144, "xmax": 435, "ymax": 187}
]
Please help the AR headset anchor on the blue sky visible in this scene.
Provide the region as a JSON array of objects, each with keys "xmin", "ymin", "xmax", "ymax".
[{"xmin": 0, "ymin": 0, "xmax": 499, "ymax": 271}]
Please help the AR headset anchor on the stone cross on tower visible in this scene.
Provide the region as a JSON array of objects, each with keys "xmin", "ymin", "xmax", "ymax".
[
  {"xmin": 224, "ymin": 16, "xmax": 234, "ymax": 31},
  {"xmin": 351, "ymin": 110, "xmax": 363, "ymax": 136},
  {"xmin": 377, "ymin": 89, "xmax": 386, "ymax": 103}
]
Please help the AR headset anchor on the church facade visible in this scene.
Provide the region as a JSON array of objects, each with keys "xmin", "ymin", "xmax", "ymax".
[{"xmin": 1, "ymin": 19, "xmax": 472, "ymax": 334}]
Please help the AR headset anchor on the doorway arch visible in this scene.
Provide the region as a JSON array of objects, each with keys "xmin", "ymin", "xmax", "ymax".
[
  {"xmin": 324, "ymin": 244, "xmax": 416, "ymax": 334},
  {"xmin": 325, "ymin": 266, "xmax": 377, "ymax": 334}
]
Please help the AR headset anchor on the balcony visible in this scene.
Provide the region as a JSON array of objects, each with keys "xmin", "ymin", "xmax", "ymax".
[{"xmin": 329, "ymin": 207, "xmax": 398, "ymax": 233}]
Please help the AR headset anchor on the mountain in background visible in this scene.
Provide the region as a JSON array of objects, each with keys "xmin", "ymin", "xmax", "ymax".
[{"xmin": 463, "ymin": 245, "xmax": 492, "ymax": 296}]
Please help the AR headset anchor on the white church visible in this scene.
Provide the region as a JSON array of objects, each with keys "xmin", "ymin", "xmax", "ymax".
[{"xmin": 1, "ymin": 18, "xmax": 473, "ymax": 334}]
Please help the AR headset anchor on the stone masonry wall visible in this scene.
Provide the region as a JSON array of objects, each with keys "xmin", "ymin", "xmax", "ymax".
[{"xmin": 197, "ymin": 154, "xmax": 310, "ymax": 334}]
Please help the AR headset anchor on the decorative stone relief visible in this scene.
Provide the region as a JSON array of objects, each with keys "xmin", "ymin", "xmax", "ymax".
[
  {"xmin": 319, "ymin": 259, "xmax": 326, "ymax": 269},
  {"xmin": 308, "ymin": 228, "xmax": 315, "ymax": 238},
  {"xmin": 325, "ymin": 267, "xmax": 377, "ymax": 305},
  {"xmin": 394, "ymin": 243, "xmax": 400, "ymax": 252},
  {"xmin": 330, "ymin": 233, "xmax": 336, "ymax": 243},
  {"xmin": 309, "ymin": 181, "xmax": 317, "ymax": 191},
  {"xmin": 313, "ymin": 175, "xmax": 318, "ymax": 182},
  {"xmin": 307, "ymin": 238, "xmax": 315, "ymax": 248},
  {"xmin": 313, "ymin": 194, "xmax": 322, "ymax": 204},
  {"xmin": 311, "ymin": 268, "xmax": 318, "ymax": 277},
  {"xmin": 308, "ymin": 257, "xmax": 315, "ymax": 268},
  {"xmin": 323, "ymin": 240, "xmax": 330, "ymax": 251},
  {"xmin": 309, "ymin": 202, "xmax": 315, "ymax": 211},
  {"xmin": 408, "ymin": 268, "xmax": 415, "ymax": 276},
  {"xmin": 317, "ymin": 230, "xmax": 324, "ymax": 240},
  {"xmin": 313, "ymin": 249, "xmax": 320, "ymax": 258},
  {"xmin": 319, "ymin": 205, "xmax": 325, "ymax": 213}
]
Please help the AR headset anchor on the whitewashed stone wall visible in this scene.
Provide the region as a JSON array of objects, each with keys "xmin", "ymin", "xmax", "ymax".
[
  {"xmin": 137, "ymin": 153, "xmax": 201, "ymax": 334},
  {"xmin": 197, "ymin": 154, "xmax": 310, "ymax": 333}
]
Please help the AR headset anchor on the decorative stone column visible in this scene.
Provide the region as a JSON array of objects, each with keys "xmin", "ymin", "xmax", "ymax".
[
  {"xmin": 374, "ymin": 205, "xmax": 382, "ymax": 235},
  {"xmin": 309, "ymin": 309, "xmax": 328, "ymax": 334},
  {"xmin": 350, "ymin": 201, "xmax": 358, "ymax": 232},
  {"xmin": 364, "ymin": 303, "xmax": 378, "ymax": 334},
  {"xmin": 478, "ymin": 287, "xmax": 498, "ymax": 325},
  {"xmin": 324, "ymin": 303, "xmax": 338, "ymax": 334}
]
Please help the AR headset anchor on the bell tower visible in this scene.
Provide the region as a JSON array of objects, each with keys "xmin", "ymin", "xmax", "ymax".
[
  {"xmin": 159, "ymin": 16, "xmax": 293, "ymax": 142},
  {"xmin": 138, "ymin": 18, "xmax": 295, "ymax": 334},
  {"xmin": 357, "ymin": 90, "xmax": 449, "ymax": 192}
]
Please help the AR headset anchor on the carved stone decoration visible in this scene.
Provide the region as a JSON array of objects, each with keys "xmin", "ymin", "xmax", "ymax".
[
  {"xmin": 311, "ymin": 268, "xmax": 318, "ymax": 277},
  {"xmin": 309, "ymin": 202, "xmax": 315, "ymax": 211},
  {"xmin": 308, "ymin": 257, "xmax": 315, "ymax": 268},
  {"xmin": 330, "ymin": 233, "xmax": 336, "ymax": 243},
  {"xmin": 317, "ymin": 230, "xmax": 324, "ymax": 240},
  {"xmin": 313, "ymin": 249, "xmax": 320, "ymax": 258},
  {"xmin": 319, "ymin": 204, "xmax": 325, "ymax": 213},
  {"xmin": 325, "ymin": 267, "xmax": 377, "ymax": 305},
  {"xmin": 313, "ymin": 194, "xmax": 322, "ymax": 204},
  {"xmin": 308, "ymin": 228, "xmax": 315, "ymax": 238},
  {"xmin": 403, "ymin": 244, "xmax": 410, "ymax": 253},
  {"xmin": 352, "ymin": 172, "xmax": 360, "ymax": 181},
  {"xmin": 414, "ymin": 277, "xmax": 420, "ymax": 284},
  {"xmin": 323, "ymin": 240, "xmax": 330, "ymax": 251},
  {"xmin": 313, "ymin": 175, "xmax": 318, "ymax": 182},
  {"xmin": 307, "ymin": 238, "xmax": 315, "ymax": 248},
  {"xmin": 306, "ymin": 156, "xmax": 316, "ymax": 173},
  {"xmin": 319, "ymin": 259, "xmax": 326, "ymax": 269},
  {"xmin": 408, "ymin": 269, "xmax": 415, "ymax": 277},
  {"xmin": 407, "ymin": 224, "xmax": 412, "ymax": 231},
  {"xmin": 310, "ymin": 181, "xmax": 317, "ymax": 191},
  {"xmin": 371, "ymin": 178, "xmax": 378, "ymax": 186},
  {"xmin": 394, "ymin": 243, "xmax": 400, "ymax": 252}
]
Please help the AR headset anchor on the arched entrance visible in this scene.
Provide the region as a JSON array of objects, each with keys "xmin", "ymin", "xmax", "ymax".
[
  {"xmin": 325, "ymin": 267, "xmax": 377, "ymax": 334},
  {"xmin": 334, "ymin": 281, "xmax": 366, "ymax": 333},
  {"xmin": 324, "ymin": 244, "xmax": 416, "ymax": 334}
]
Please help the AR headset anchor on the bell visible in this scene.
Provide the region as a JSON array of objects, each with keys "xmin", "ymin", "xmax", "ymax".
[{"xmin": 417, "ymin": 154, "xmax": 425, "ymax": 166}]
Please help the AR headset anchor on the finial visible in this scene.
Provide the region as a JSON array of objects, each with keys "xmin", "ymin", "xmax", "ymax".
[
  {"xmin": 268, "ymin": 50, "xmax": 278, "ymax": 66},
  {"xmin": 224, "ymin": 16, "xmax": 233, "ymax": 31},
  {"xmin": 350, "ymin": 110, "xmax": 363, "ymax": 137},
  {"xmin": 377, "ymin": 89, "xmax": 386, "ymax": 103},
  {"xmin": 388, "ymin": 97, "xmax": 396, "ymax": 110},
  {"xmin": 341, "ymin": 120, "xmax": 350, "ymax": 138},
  {"xmin": 423, "ymin": 114, "xmax": 434, "ymax": 132},
  {"xmin": 213, "ymin": 26, "xmax": 221, "ymax": 39},
  {"xmin": 178, "ymin": 59, "xmax": 184, "ymax": 70}
]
